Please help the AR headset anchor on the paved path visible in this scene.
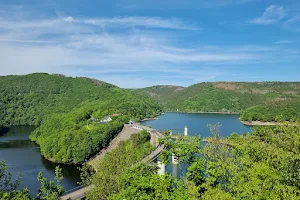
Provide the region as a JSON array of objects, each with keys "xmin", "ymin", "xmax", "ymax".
[
  {"xmin": 61, "ymin": 124, "xmax": 165, "ymax": 200},
  {"xmin": 61, "ymin": 185, "xmax": 94, "ymax": 200},
  {"xmin": 142, "ymin": 144, "xmax": 165, "ymax": 163},
  {"xmin": 87, "ymin": 124, "xmax": 141, "ymax": 169}
]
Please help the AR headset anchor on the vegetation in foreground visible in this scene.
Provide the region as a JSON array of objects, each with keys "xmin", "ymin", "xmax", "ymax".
[
  {"xmin": 132, "ymin": 82, "xmax": 300, "ymax": 114},
  {"xmin": 0, "ymin": 161, "xmax": 64, "ymax": 200},
  {"xmin": 83, "ymin": 124, "xmax": 300, "ymax": 199},
  {"xmin": 2, "ymin": 124, "xmax": 300, "ymax": 199}
]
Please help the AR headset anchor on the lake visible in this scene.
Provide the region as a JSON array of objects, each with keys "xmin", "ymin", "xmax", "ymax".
[
  {"xmin": 0, "ymin": 113, "xmax": 251, "ymax": 194},
  {"xmin": 141, "ymin": 112, "xmax": 252, "ymax": 178},
  {"xmin": 141, "ymin": 112, "xmax": 252, "ymax": 137},
  {"xmin": 0, "ymin": 126, "xmax": 80, "ymax": 196}
]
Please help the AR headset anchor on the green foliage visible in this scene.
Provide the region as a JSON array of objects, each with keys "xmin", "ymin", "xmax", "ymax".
[
  {"xmin": 110, "ymin": 164, "xmax": 190, "ymax": 200},
  {"xmin": 160, "ymin": 124, "xmax": 300, "ymax": 199},
  {"xmin": 132, "ymin": 82, "xmax": 300, "ymax": 113},
  {"xmin": 0, "ymin": 160, "xmax": 21, "ymax": 191},
  {"xmin": 36, "ymin": 166, "xmax": 64, "ymax": 200},
  {"xmin": 0, "ymin": 189, "xmax": 32, "ymax": 200},
  {"xmin": 241, "ymin": 99, "xmax": 300, "ymax": 122},
  {"xmin": 0, "ymin": 160, "xmax": 31, "ymax": 200},
  {"xmin": 86, "ymin": 131, "xmax": 154, "ymax": 199},
  {"xmin": 0, "ymin": 73, "xmax": 162, "ymax": 163},
  {"xmin": 0, "ymin": 161, "xmax": 63, "ymax": 200}
]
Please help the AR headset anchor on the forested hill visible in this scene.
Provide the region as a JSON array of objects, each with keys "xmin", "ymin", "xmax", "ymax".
[
  {"xmin": 241, "ymin": 99, "xmax": 300, "ymax": 122},
  {"xmin": 0, "ymin": 73, "xmax": 162, "ymax": 163},
  {"xmin": 130, "ymin": 85, "xmax": 185, "ymax": 102},
  {"xmin": 0, "ymin": 73, "xmax": 161, "ymax": 126},
  {"xmin": 132, "ymin": 82, "xmax": 300, "ymax": 113}
]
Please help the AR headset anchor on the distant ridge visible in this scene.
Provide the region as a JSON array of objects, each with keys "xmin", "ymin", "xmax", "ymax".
[{"xmin": 131, "ymin": 82, "xmax": 300, "ymax": 113}]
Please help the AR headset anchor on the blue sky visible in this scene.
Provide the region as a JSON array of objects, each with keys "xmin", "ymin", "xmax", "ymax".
[{"xmin": 0, "ymin": 0, "xmax": 299, "ymax": 88}]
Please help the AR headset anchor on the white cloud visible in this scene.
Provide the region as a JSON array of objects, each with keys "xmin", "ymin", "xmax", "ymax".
[
  {"xmin": 273, "ymin": 40, "xmax": 293, "ymax": 44},
  {"xmin": 283, "ymin": 15, "xmax": 300, "ymax": 32},
  {"xmin": 249, "ymin": 5, "xmax": 287, "ymax": 25},
  {"xmin": 63, "ymin": 16, "xmax": 200, "ymax": 31},
  {"xmin": 284, "ymin": 16, "xmax": 300, "ymax": 24},
  {"xmin": 0, "ymin": 6, "xmax": 298, "ymax": 87}
]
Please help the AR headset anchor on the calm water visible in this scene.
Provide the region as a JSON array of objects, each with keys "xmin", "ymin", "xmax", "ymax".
[
  {"xmin": 0, "ymin": 126, "xmax": 80, "ymax": 196},
  {"xmin": 0, "ymin": 114, "xmax": 251, "ymax": 193},
  {"xmin": 141, "ymin": 112, "xmax": 252, "ymax": 137},
  {"xmin": 142, "ymin": 112, "xmax": 252, "ymax": 178}
]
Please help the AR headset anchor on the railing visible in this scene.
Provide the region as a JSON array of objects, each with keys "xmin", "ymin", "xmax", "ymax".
[
  {"xmin": 61, "ymin": 185, "xmax": 86, "ymax": 196},
  {"xmin": 62, "ymin": 124, "xmax": 167, "ymax": 199}
]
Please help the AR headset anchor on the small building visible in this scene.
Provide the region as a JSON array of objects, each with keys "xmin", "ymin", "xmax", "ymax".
[
  {"xmin": 129, "ymin": 119, "xmax": 135, "ymax": 124},
  {"xmin": 100, "ymin": 116, "xmax": 112, "ymax": 123},
  {"xmin": 90, "ymin": 116, "xmax": 97, "ymax": 121}
]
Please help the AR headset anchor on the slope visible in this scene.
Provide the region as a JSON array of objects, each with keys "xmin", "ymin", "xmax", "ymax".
[
  {"xmin": 0, "ymin": 73, "xmax": 162, "ymax": 163},
  {"xmin": 131, "ymin": 82, "xmax": 300, "ymax": 113}
]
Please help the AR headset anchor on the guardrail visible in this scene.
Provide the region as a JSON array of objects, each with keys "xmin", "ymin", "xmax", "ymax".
[{"xmin": 61, "ymin": 185, "xmax": 86, "ymax": 196}]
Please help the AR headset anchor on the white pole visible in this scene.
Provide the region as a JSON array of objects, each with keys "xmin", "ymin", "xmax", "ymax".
[
  {"xmin": 157, "ymin": 160, "xmax": 165, "ymax": 175},
  {"xmin": 172, "ymin": 154, "xmax": 178, "ymax": 164},
  {"xmin": 184, "ymin": 126, "xmax": 188, "ymax": 136}
]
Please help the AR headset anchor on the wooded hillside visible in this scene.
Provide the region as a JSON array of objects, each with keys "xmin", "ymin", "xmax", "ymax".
[
  {"xmin": 132, "ymin": 82, "xmax": 300, "ymax": 113},
  {"xmin": 0, "ymin": 73, "xmax": 162, "ymax": 163}
]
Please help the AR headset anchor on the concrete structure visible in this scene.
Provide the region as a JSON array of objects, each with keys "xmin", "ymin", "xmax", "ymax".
[
  {"xmin": 61, "ymin": 185, "xmax": 94, "ymax": 200},
  {"xmin": 172, "ymin": 164, "xmax": 178, "ymax": 179},
  {"xmin": 131, "ymin": 123, "xmax": 164, "ymax": 146},
  {"xmin": 172, "ymin": 153, "xmax": 179, "ymax": 164},
  {"xmin": 184, "ymin": 126, "xmax": 188, "ymax": 136},
  {"xmin": 100, "ymin": 116, "xmax": 112, "ymax": 123},
  {"xmin": 61, "ymin": 124, "xmax": 179, "ymax": 200},
  {"xmin": 157, "ymin": 160, "xmax": 165, "ymax": 175}
]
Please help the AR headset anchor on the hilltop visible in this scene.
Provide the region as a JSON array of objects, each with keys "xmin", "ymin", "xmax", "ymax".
[
  {"xmin": 130, "ymin": 85, "xmax": 185, "ymax": 103},
  {"xmin": 0, "ymin": 73, "xmax": 162, "ymax": 163},
  {"xmin": 131, "ymin": 82, "xmax": 300, "ymax": 113}
]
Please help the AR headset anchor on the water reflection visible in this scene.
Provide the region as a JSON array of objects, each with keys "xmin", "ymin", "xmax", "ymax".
[
  {"xmin": 143, "ymin": 113, "xmax": 252, "ymax": 178},
  {"xmin": 0, "ymin": 126, "xmax": 80, "ymax": 196}
]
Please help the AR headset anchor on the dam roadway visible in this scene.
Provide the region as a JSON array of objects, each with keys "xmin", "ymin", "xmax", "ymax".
[{"xmin": 60, "ymin": 123, "xmax": 165, "ymax": 200}]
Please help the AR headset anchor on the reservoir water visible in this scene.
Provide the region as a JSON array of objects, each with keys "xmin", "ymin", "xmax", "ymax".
[
  {"xmin": 0, "ymin": 113, "xmax": 251, "ymax": 195},
  {"xmin": 0, "ymin": 126, "xmax": 80, "ymax": 196},
  {"xmin": 141, "ymin": 112, "xmax": 252, "ymax": 178},
  {"xmin": 141, "ymin": 112, "xmax": 252, "ymax": 137}
]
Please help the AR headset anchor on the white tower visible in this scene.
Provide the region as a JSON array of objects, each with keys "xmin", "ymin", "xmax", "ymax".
[
  {"xmin": 184, "ymin": 126, "xmax": 188, "ymax": 136},
  {"xmin": 172, "ymin": 163, "xmax": 178, "ymax": 178},
  {"xmin": 172, "ymin": 153, "xmax": 179, "ymax": 164}
]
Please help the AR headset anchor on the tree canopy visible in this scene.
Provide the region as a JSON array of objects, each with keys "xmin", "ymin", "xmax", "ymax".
[
  {"xmin": 0, "ymin": 161, "xmax": 63, "ymax": 200},
  {"xmin": 241, "ymin": 99, "xmax": 300, "ymax": 122},
  {"xmin": 84, "ymin": 124, "xmax": 300, "ymax": 199},
  {"xmin": 0, "ymin": 73, "xmax": 162, "ymax": 163},
  {"xmin": 132, "ymin": 82, "xmax": 300, "ymax": 113}
]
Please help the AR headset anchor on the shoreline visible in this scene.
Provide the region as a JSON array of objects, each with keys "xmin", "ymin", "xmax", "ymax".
[
  {"xmin": 240, "ymin": 121, "xmax": 293, "ymax": 126},
  {"xmin": 140, "ymin": 117, "xmax": 158, "ymax": 122},
  {"xmin": 167, "ymin": 111, "xmax": 240, "ymax": 115}
]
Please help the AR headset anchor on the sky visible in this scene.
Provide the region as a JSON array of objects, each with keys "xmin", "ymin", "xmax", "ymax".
[{"xmin": 0, "ymin": 0, "xmax": 299, "ymax": 88}]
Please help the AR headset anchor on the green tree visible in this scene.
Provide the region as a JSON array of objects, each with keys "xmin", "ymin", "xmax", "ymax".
[{"xmin": 36, "ymin": 166, "xmax": 64, "ymax": 200}]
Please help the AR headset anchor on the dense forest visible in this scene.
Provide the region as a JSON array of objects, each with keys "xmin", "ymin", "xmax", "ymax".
[
  {"xmin": 241, "ymin": 99, "xmax": 300, "ymax": 122},
  {"xmin": 2, "ymin": 74, "xmax": 300, "ymax": 199},
  {"xmin": 132, "ymin": 82, "xmax": 300, "ymax": 113},
  {"xmin": 80, "ymin": 124, "xmax": 300, "ymax": 199},
  {"xmin": 2, "ymin": 125, "xmax": 300, "ymax": 199},
  {"xmin": 83, "ymin": 130, "xmax": 191, "ymax": 199},
  {"xmin": 0, "ymin": 73, "xmax": 162, "ymax": 163}
]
